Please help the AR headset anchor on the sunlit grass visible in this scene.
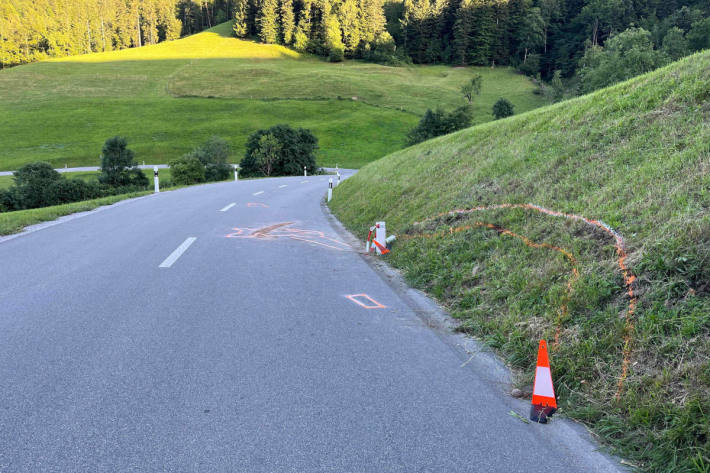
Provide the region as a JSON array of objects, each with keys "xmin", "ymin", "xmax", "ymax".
[{"xmin": 0, "ymin": 21, "xmax": 545, "ymax": 171}]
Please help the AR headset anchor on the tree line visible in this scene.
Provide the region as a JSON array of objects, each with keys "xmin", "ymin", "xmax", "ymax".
[
  {"xmin": 392, "ymin": 0, "xmax": 709, "ymax": 80},
  {"xmin": 3, "ymin": 0, "xmax": 708, "ymax": 90},
  {"xmin": 232, "ymin": 0, "xmax": 394, "ymax": 62},
  {"xmin": 0, "ymin": 0, "xmax": 235, "ymax": 67},
  {"xmin": 232, "ymin": 0, "xmax": 709, "ymax": 82}
]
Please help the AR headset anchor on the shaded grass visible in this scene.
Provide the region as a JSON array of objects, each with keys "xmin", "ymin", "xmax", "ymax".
[
  {"xmin": 330, "ymin": 51, "xmax": 710, "ymax": 472},
  {"xmin": 0, "ymin": 22, "xmax": 544, "ymax": 171}
]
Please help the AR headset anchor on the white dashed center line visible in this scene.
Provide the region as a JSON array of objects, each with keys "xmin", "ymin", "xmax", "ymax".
[
  {"xmin": 159, "ymin": 237, "xmax": 197, "ymax": 268},
  {"xmin": 219, "ymin": 203, "xmax": 236, "ymax": 212},
  {"xmin": 279, "ymin": 185, "xmax": 287, "ymax": 188},
  {"xmin": 253, "ymin": 191, "xmax": 264, "ymax": 196}
]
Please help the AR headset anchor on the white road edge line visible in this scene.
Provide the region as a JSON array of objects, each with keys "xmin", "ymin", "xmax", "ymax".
[
  {"xmin": 278, "ymin": 185, "xmax": 287, "ymax": 188},
  {"xmin": 253, "ymin": 191, "xmax": 264, "ymax": 196},
  {"xmin": 219, "ymin": 203, "xmax": 236, "ymax": 212},
  {"xmin": 159, "ymin": 237, "xmax": 197, "ymax": 268},
  {"xmin": 300, "ymin": 180, "xmax": 308, "ymax": 183}
]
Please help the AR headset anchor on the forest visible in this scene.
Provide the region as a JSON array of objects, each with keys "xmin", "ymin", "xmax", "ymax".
[
  {"xmin": 1, "ymin": 0, "xmax": 709, "ymax": 85},
  {"xmin": 0, "ymin": 0, "xmax": 235, "ymax": 67},
  {"xmin": 238, "ymin": 0, "xmax": 710, "ymax": 81}
]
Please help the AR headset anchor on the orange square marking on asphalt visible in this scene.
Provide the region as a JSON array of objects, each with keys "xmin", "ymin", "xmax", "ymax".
[{"xmin": 345, "ymin": 294, "xmax": 386, "ymax": 309}]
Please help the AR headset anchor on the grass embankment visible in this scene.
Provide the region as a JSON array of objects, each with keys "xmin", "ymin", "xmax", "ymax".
[
  {"xmin": 330, "ymin": 52, "xmax": 710, "ymax": 472},
  {"xmin": 0, "ymin": 22, "xmax": 544, "ymax": 171},
  {"xmin": 0, "ymin": 191, "xmax": 151, "ymax": 236}
]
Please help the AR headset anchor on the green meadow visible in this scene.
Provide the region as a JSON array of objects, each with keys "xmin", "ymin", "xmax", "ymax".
[{"xmin": 0, "ymin": 22, "xmax": 545, "ymax": 171}]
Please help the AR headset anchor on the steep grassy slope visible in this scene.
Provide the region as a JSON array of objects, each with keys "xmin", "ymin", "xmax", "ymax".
[
  {"xmin": 331, "ymin": 52, "xmax": 710, "ymax": 472},
  {"xmin": 0, "ymin": 22, "xmax": 544, "ymax": 171}
]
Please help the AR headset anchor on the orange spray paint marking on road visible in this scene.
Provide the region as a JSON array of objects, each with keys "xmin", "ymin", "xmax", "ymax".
[
  {"xmin": 346, "ymin": 294, "xmax": 387, "ymax": 309},
  {"xmin": 226, "ymin": 222, "xmax": 351, "ymax": 252},
  {"xmin": 411, "ymin": 203, "xmax": 638, "ymax": 400}
]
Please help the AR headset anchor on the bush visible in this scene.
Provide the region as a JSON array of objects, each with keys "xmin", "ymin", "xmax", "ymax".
[
  {"xmin": 205, "ymin": 163, "xmax": 232, "ymax": 181},
  {"xmin": 2, "ymin": 162, "xmax": 112, "ymax": 211},
  {"xmin": 170, "ymin": 155, "xmax": 206, "ymax": 185},
  {"xmin": 12, "ymin": 162, "xmax": 62, "ymax": 209},
  {"xmin": 183, "ymin": 136, "xmax": 233, "ymax": 182},
  {"xmin": 45, "ymin": 179, "xmax": 103, "ymax": 205},
  {"xmin": 240, "ymin": 124, "xmax": 318, "ymax": 177},
  {"xmin": 364, "ymin": 32, "xmax": 398, "ymax": 64},
  {"xmin": 328, "ymin": 45, "xmax": 345, "ymax": 62},
  {"xmin": 195, "ymin": 136, "xmax": 230, "ymax": 166},
  {"xmin": 492, "ymin": 98, "xmax": 515, "ymax": 119},
  {"xmin": 407, "ymin": 105, "xmax": 473, "ymax": 145},
  {"xmin": 578, "ymin": 27, "xmax": 668, "ymax": 93},
  {"xmin": 98, "ymin": 136, "xmax": 149, "ymax": 188},
  {"xmin": 0, "ymin": 187, "xmax": 21, "ymax": 212}
]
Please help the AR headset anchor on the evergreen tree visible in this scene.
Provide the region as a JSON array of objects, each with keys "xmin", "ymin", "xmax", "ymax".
[
  {"xmin": 280, "ymin": 0, "xmax": 296, "ymax": 44},
  {"xmin": 361, "ymin": 0, "xmax": 387, "ymax": 45},
  {"xmin": 324, "ymin": 2, "xmax": 345, "ymax": 60},
  {"xmin": 258, "ymin": 0, "xmax": 280, "ymax": 43},
  {"xmin": 517, "ymin": 6, "xmax": 544, "ymax": 64},
  {"xmin": 338, "ymin": 0, "xmax": 361, "ymax": 54},
  {"xmin": 452, "ymin": 0, "xmax": 472, "ymax": 64},
  {"xmin": 233, "ymin": 0, "xmax": 249, "ymax": 37}
]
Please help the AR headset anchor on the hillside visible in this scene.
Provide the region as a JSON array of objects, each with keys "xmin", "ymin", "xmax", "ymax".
[
  {"xmin": 0, "ymin": 22, "xmax": 544, "ymax": 171},
  {"xmin": 330, "ymin": 52, "xmax": 710, "ymax": 472}
]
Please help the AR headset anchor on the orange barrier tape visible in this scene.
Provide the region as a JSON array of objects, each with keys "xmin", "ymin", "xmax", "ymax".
[{"xmin": 410, "ymin": 203, "xmax": 638, "ymax": 401}]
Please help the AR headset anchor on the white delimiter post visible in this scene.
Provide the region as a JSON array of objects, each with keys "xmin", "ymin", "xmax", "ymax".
[
  {"xmin": 336, "ymin": 172, "xmax": 341, "ymax": 186},
  {"xmin": 304, "ymin": 166, "xmax": 307, "ymax": 177},
  {"xmin": 375, "ymin": 221, "xmax": 387, "ymax": 255},
  {"xmin": 234, "ymin": 164, "xmax": 239, "ymax": 181},
  {"xmin": 328, "ymin": 178, "xmax": 333, "ymax": 202},
  {"xmin": 153, "ymin": 166, "xmax": 159, "ymax": 193}
]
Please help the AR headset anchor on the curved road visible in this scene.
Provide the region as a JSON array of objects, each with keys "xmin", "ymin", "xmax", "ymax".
[{"xmin": 0, "ymin": 173, "xmax": 623, "ymax": 472}]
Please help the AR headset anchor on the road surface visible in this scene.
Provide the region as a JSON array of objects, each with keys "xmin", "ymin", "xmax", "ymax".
[{"xmin": 0, "ymin": 173, "xmax": 623, "ymax": 472}]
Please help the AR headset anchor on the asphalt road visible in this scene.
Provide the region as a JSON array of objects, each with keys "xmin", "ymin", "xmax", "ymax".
[{"xmin": 0, "ymin": 173, "xmax": 623, "ymax": 472}]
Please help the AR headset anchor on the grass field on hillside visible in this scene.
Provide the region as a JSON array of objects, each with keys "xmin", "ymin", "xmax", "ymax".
[
  {"xmin": 0, "ymin": 22, "xmax": 545, "ymax": 171},
  {"xmin": 331, "ymin": 52, "xmax": 709, "ymax": 472}
]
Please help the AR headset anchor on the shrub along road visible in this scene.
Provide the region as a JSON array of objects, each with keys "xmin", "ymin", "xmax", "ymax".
[{"xmin": 0, "ymin": 175, "xmax": 622, "ymax": 472}]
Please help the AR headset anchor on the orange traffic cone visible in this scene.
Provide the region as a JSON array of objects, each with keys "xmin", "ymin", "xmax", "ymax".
[{"xmin": 530, "ymin": 340, "xmax": 557, "ymax": 424}]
